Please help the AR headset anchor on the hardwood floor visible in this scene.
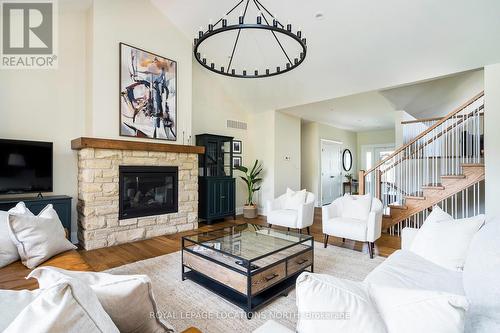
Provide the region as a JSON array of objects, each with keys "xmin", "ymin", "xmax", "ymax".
[{"xmin": 80, "ymin": 208, "xmax": 401, "ymax": 271}]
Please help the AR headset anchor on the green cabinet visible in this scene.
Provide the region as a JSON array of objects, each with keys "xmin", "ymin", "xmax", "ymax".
[{"xmin": 196, "ymin": 134, "xmax": 236, "ymax": 224}]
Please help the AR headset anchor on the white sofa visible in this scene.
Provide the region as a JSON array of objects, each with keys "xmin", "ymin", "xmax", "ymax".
[
  {"xmin": 254, "ymin": 221, "xmax": 500, "ymax": 333},
  {"xmin": 266, "ymin": 191, "xmax": 315, "ymax": 234},
  {"xmin": 322, "ymin": 195, "xmax": 383, "ymax": 258}
]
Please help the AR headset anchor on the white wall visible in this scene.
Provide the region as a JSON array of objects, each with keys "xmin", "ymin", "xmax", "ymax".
[
  {"xmin": 274, "ymin": 112, "xmax": 301, "ymax": 196},
  {"xmin": 301, "ymin": 122, "xmax": 357, "ymax": 206},
  {"xmin": 248, "ymin": 110, "xmax": 275, "ymax": 213},
  {"xmin": 0, "ymin": 1, "xmax": 88, "ymax": 241},
  {"xmin": 484, "ymin": 63, "xmax": 500, "ymax": 219},
  {"xmin": 191, "ymin": 63, "xmax": 253, "ymax": 212},
  {"xmin": 88, "ymin": 0, "xmax": 192, "ymax": 143}
]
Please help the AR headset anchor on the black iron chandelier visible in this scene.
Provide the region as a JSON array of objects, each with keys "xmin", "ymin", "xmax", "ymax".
[{"xmin": 193, "ymin": 0, "xmax": 307, "ymax": 78}]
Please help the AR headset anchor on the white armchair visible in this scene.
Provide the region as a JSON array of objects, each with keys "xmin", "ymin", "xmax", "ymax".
[
  {"xmin": 266, "ymin": 191, "xmax": 315, "ymax": 234},
  {"xmin": 322, "ymin": 195, "xmax": 383, "ymax": 258}
]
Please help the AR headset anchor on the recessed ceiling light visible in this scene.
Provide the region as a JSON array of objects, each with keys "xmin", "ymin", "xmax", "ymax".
[{"xmin": 315, "ymin": 12, "xmax": 324, "ymax": 20}]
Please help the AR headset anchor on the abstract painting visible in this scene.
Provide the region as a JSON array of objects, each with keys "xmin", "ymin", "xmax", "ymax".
[{"xmin": 120, "ymin": 43, "xmax": 177, "ymax": 141}]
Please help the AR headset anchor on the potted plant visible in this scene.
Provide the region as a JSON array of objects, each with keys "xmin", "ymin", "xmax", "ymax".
[
  {"xmin": 235, "ymin": 160, "xmax": 263, "ymax": 219},
  {"xmin": 345, "ymin": 173, "xmax": 353, "ymax": 183}
]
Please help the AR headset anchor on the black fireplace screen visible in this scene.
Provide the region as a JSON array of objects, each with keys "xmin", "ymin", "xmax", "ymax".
[{"xmin": 119, "ymin": 166, "xmax": 178, "ymax": 220}]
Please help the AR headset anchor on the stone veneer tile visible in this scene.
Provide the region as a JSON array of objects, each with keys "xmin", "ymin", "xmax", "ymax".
[{"xmin": 77, "ymin": 148, "xmax": 198, "ymax": 250}]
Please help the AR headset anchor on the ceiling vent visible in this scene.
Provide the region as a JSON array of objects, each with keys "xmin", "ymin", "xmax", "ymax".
[{"xmin": 226, "ymin": 119, "xmax": 247, "ymax": 130}]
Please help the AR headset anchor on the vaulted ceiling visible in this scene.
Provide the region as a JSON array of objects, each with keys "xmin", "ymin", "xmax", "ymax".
[{"xmin": 153, "ymin": 0, "xmax": 500, "ymax": 124}]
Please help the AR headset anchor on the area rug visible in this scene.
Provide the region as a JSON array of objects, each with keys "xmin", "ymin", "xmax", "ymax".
[{"xmin": 105, "ymin": 242, "xmax": 385, "ymax": 333}]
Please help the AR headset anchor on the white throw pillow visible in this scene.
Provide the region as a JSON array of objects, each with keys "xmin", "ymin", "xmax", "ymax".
[
  {"xmin": 295, "ymin": 272, "xmax": 386, "ymax": 333},
  {"xmin": 8, "ymin": 202, "xmax": 34, "ymax": 216},
  {"xmin": 284, "ymin": 188, "xmax": 307, "ymax": 210},
  {"xmin": 425, "ymin": 205, "xmax": 453, "ymax": 223},
  {"xmin": 3, "ymin": 277, "xmax": 119, "ymax": 333},
  {"xmin": 0, "ymin": 289, "xmax": 41, "ymax": 331},
  {"xmin": 29, "ymin": 267, "xmax": 174, "ymax": 333},
  {"xmin": 341, "ymin": 194, "xmax": 372, "ymax": 220},
  {"xmin": 370, "ymin": 284, "xmax": 468, "ymax": 333},
  {"xmin": 0, "ymin": 203, "xmax": 36, "ymax": 268},
  {"xmin": 410, "ymin": 214, "xmax": 485, "ymax": 271},
  {"xmin": 8, "ymin": 204, "xmax": 76, "ymax": 268}
]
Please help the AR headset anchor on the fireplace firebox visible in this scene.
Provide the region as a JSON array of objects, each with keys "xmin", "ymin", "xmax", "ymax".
[{"xmin": 119, "ymin": 166, "xmax": 178, "ymax": 220}]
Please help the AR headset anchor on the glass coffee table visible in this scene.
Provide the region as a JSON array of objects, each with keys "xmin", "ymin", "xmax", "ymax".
[{"xmin": 181, "ymin": 223, "xmax": 314, "ymax": 318}]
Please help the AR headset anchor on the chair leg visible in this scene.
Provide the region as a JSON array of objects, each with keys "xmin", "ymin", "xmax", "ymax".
[
  {"xmin": 268, "ymin": 223, "xmax": 272, "ymax": 228},
  {"xmin": 306, "ymin": 227, "xmax": 311, "ymax": 235},
  {"xmin": 342, "ymin": 238, "xmax": 345, "ymax": 243},
  {"xmin": 368, "ymin": 242, "xmax": 374, "ymax": 259},
  {"xmin": 298, "ymin": 228, "xmax": 302, "ymax": 234},
  {"xmin": 323, "ymin": 234, "xmax": 329, "ymax": 248},
  {"xmin": 287, "ymin": 227, "xmax": 290, "ymax": 232}
]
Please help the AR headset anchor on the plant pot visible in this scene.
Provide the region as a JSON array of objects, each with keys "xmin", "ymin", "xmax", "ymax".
[{"xmin": 243, "ymin": 205, "xmax": 258, "ymax": 219}]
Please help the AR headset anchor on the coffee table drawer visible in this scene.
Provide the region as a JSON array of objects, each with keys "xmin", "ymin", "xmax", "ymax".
[
  {"xmin": 287, "ymin": 251, "xmax": 313, "ymax": 276},
  {"xmin": 251, "ymin": 262, "xmax": 286, "ymax": 295},
  {"xmin": 183, "ymin": 252, "xmax": 247, "ymax": 294}
]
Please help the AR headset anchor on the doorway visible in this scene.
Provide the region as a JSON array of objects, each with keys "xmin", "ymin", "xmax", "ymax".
[
  {"xmin": 320, "ymin": 139, "xmax": 342, "ymax": 206},
  {"xmin": 361, "ymin": 144, "xmax": 395, "ymax": 195}
]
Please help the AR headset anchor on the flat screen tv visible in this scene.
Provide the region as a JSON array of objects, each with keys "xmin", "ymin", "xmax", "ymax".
[{"xmin": 0, "ymin": 139, "xmax": 53, "ymax": 194}]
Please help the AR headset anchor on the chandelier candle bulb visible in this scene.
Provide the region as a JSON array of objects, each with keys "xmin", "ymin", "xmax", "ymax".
[
  {"xmin": 294, "ymin": 58, "xmax": 298, "ymax": 65},
  {"xmin": 202, "ymin": 58, "xmax": 206, "ymax": 64},
  {"xmin": 297, "ymin": 30, "xmax": 302, "ymax": 38},
  {"xmin": 254, "ymin": 69, "xmax": 258, "ymax": 76},
  {"xmin": 211, "ymin": 63, "xmax": 215, "ymax": 69},
  {"xmin": 198, "ymin": 30, "xmax": 203, "ymax": 38},
  {"xmin": 277, "ymin": 66, "xmax": 280, "ymax": 72},
  {"xmin": 239, "ymin": 15, "xmax": 244, "ymax": 24},
  {"xmin": 266, "ymin": 69, "xmax": 270, "ymax": 75},
  {"xmin": 257, "ymin": 16, "xmax": 262, "ymax": 24},
  {"xmin": 286, "ymin": 63, "xmax": 291, "ymax": 69},
  {"xmin": 222, "ymin": 18, "xmax": 227, "ymax": 27},
  {"xmin": 287, "ymin": 23, "xmax": 292, "ymax": 32},
  {"xmin": 221, "ymin": 66, "xmax": 224, "ymax": 72},
  {"xmin": 273, "ymin": 18, "xmax": 278, "ymax": 27},
  {"xmin": 302, "ymin": 38, "xmax": 307, "ymax": 45},
  {"xmin": 243, "ymin": 70, "xmax": 247, "ymax": 76},
  {"xmin": 231, "ymin": 69, "xmax": 235, "ymax": 75}
]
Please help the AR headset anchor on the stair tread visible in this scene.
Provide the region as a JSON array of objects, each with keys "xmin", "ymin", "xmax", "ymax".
[
  {"xmin": 461, "ymin": 163, "xmax": 485, "ymax": 167},
  {"xmin": 441, "ymin": 174, "xmax": 466, "ymax": 179},
  {"xmin": 388, "ymin": 204, "xmax": 407, "ymax": 210},
  {"xmin": 422, "ymin": 185, "xmax": 445, "ymax": 190},
  {"xmin": 405, "ymin": 195, "xmax": 426, "ymax": 200}
]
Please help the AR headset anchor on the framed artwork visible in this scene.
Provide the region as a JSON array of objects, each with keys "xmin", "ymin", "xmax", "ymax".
[
  {"xmin": 119, "ymin": 42, "xmax": 177, "ymax": 141},
  {"xmin": 233, "ymin": 140, "xmax": 242, "ymax": 154},
  {"xmin": 232, "ymin": 156, "xmax": 242, "ymax": 169}
]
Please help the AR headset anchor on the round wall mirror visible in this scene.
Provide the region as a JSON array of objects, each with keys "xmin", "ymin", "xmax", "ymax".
[{"xmin": 342, "ymin": 149, "xmax": 353, "ymax": 171}]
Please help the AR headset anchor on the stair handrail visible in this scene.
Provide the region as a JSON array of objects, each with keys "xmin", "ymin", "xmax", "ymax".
[{"xmin": 363, "ymin": 90, "xmax": 484, "ymax": 177}]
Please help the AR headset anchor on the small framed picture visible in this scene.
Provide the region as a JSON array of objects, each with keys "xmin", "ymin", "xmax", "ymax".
[
  {"xmin": 233, "ymin": 140, "xmax": 242, "ymax": 154},
  {"xmin": 232, "ymin": 156, "xmax": 242, "ymax": 169}
]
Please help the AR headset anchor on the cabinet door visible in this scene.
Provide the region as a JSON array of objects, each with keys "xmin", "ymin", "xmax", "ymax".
[
  {"xmin": 219, "ymin": 179, "xmax": 235, "ymax": 215},
  {"xmin": 208, "ymin": 180, "xmax": 220, "ymax": 217}
]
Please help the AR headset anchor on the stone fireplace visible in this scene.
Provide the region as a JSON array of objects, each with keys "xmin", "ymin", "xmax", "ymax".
[{"xmin": 72, "ymin": 137, "xmax": 204, "ymax": 250}]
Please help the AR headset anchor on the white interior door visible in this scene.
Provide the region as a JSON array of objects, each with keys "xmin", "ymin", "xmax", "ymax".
[{"xmin": 321, "ymin": 140, "xmax": 342, "ymax": 205}]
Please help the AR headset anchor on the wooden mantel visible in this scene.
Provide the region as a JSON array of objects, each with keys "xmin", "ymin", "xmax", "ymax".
[{"xmin": 71, "ymin": 137, "xmax": 205, "ymax": 154}]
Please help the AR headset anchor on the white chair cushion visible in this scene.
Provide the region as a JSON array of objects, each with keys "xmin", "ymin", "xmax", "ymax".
[
  {"xmin": 324, "ymin": 217, "xmax": 367, "ymax": 241},
  {"xmin": 370, "ymin": 284, "xmax": 468, "ymax": 333},
  {"xmin": 3, "ymin": 277, "xmax": 119, "ymax": 333},
  {"xmin": 341, "ymin": 194, "xmax": 372, "ymax": 220},
  {"xmin": 29, "ymin": 267, "xmax": 173, "ymax": 333},
  {"xmin": 0, "ymin": 203, "xmax": 35, "ymax": 268},
  {"xmin": 463, "ymin": 221, "xmax": 500, "ymax": 333},
  {"xmin": 296, "ymin": 272, "xmax": 386, "ymax": 333},
  {"xmin": 365, "ymin": 250, "xmax": 464, "ymax": 296},
  {"xmin": 410, "ymin": 214, "xmax": 485, "ymax": 271},
  {"xmin": 8, "ymin": 204, "xmax": 77, "ymax": 268},
  {"xmin": 267, "ymin": 209, "xmax": 298, "ymax": 228},
  {"xmin": 284, "ymin": 188, "xmax": 307, "ymax": 210}
]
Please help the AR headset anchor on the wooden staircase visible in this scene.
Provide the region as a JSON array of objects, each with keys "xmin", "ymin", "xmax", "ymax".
[
  {"xmin": 359, "ymin": 91, "xmax": 485, "ymax": 234},
  {"xmin": 382, "ymin": 163, "xmax": 485, "ymax": 230}
]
